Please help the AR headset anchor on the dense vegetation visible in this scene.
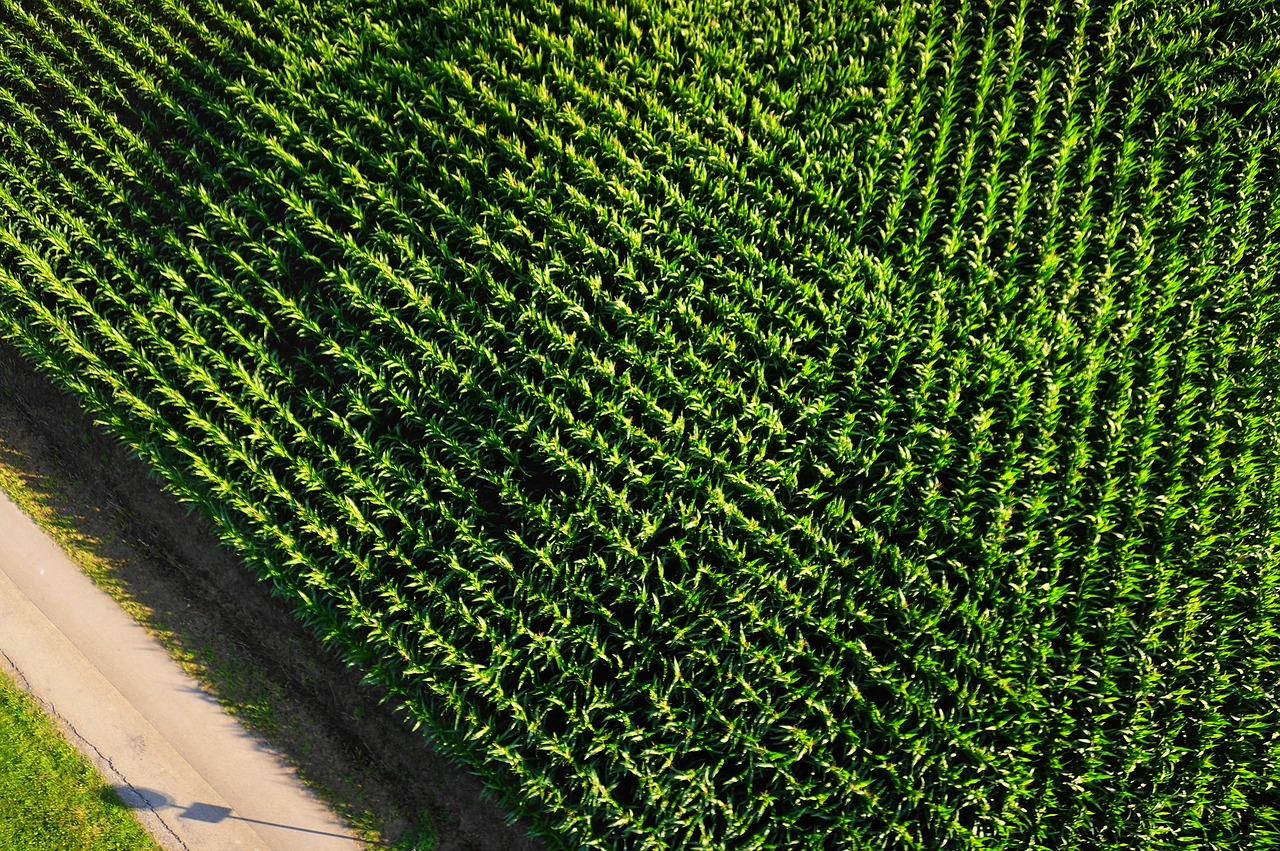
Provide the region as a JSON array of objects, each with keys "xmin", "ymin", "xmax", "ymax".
[
  {"xmin": 0, "ymin": 672, "xmax": 160, "ymax": 851},
  {"xmin": 1, "ymin": 0, "xmax": 1279, "ymax": 846}
]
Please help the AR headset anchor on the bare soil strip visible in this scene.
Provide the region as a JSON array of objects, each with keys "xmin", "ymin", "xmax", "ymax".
[{"xmin": 0, "ymin": 486, "xmax": 363, "ymax": 850}]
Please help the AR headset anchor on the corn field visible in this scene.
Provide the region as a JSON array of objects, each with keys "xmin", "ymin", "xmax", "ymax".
[{"xmin": 1, "ymin": 0, "xmax": 1279, "ymax": 847}]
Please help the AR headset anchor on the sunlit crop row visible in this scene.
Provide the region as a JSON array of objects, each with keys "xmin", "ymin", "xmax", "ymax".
[{"xmin": 1, "ymin": 0, "xmax": 1278, "ymax": 847}]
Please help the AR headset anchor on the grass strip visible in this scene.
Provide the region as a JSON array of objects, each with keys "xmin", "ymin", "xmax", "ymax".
[{"xmin": 0, "ymin": 667, "xmax": 160, "ymax": 851}]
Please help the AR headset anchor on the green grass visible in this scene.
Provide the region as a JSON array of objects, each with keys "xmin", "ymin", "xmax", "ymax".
[
  {"xmin": 0, "ymin": 0, "xmax": 1279, "ymax": 847},
  {"xmin": 0, "ymin": 671, "xmax": 160, "ymax": 851}
]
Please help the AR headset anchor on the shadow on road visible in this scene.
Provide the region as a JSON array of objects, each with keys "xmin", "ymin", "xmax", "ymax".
[{"xmin": 102, "ymin": 786, "xmax": 371, "ymax": 846}]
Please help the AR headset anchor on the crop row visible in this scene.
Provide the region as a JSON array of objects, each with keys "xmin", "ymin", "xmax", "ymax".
[{"xmin": 1, "ymin": 0, "xmax": 1278, "ymax": 847}]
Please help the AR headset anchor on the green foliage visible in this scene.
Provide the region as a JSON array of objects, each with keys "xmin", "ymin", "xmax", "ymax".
[
  {"xmin": 0, "ymin": 672, "xmax": 160, "ymax": 851},
  {"xmin": 0, "ymin": 0, "xmax": 1278, "ymax": 847}
]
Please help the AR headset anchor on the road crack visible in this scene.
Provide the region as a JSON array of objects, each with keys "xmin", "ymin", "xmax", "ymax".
[{"xmin": 0, "ymin": 649, "xmax": 190, "ymax": 851}]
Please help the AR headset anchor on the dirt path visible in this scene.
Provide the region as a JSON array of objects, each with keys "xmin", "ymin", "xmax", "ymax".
[{"xmin": 0, "ymin": 487, "xmax": 364, "ymax": 851}]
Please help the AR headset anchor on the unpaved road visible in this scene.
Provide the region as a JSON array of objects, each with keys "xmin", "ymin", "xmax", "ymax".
[{"xmin": 0, "ymin": 487, "xmax": 364, "ymax": 850}]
